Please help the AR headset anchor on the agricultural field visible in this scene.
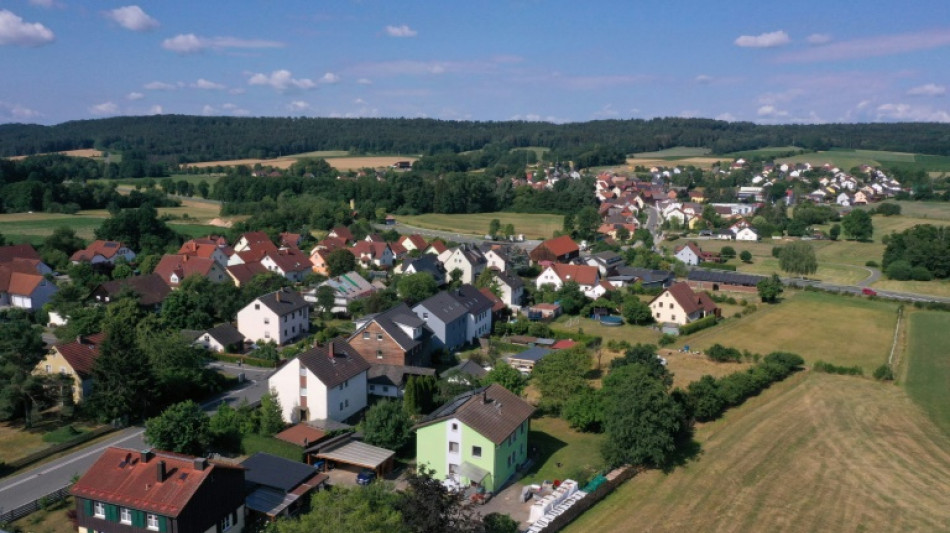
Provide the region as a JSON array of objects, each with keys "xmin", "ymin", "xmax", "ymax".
[
  {"xmin": 725, "ymin": 146, "xmax": 804, "ymax": 159},
  {"xmin": 566, "ymin": 371, "xmax": 950, "ymax": 533},
  {"xmin": 185, "ymin": 153, "xmax": 418, "ymax": 171},
  {"xmin": 397, "ymin": 212, "xmax": 563, "ymax": 240},
  {"xmin": 632, "ymin": 147, "xmax": 712, "ymax": 158},
  {"xmin": 904, "ymin": 311, "xmax": 950, "ymax": 437},
  {"xmin": 775, "ymin": 148, "xmax": 950, "ymax": 172},
  {"xmin": 683, "ymin": 290, "xmax": 899, "ymax": 370}
]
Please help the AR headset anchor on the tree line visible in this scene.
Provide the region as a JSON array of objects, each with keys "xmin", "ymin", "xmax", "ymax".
[{"xmin": 4, "ymin": 115, "xmax": 950, "ymax": 162}]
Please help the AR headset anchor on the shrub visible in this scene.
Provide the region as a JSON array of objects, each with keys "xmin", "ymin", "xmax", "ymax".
[
  {"xmin": 910, "ymin": 266, "xmax": 933, "ymax": 281},
  {"xmin": 763, "ymin": 351, "xmax": 805, "ymax": 369},
  {"xmin": 865, "ymin": 260, "xmax": 879, "ymax": 267},
  {"xmin": 740, "ymin": 250, "xmax": 753, "ymax": 263},
  {"xmin": 873, "ymin": 364, "xmax": 895, "ymax": 381},
  {"xmin": 679, "ymin": 315, "xmax": 718, "ymax": 336},
  {"xmin": 706, "ymin": 343, "xmax": 742, "ymax": 362},
  {"xmin": 813, "ymin": 360, "xmax": 863, "ymax": 376},
  {"xmin": 885, "ymin": 260, "xmax": 913, "ymax": 280},
  {"xmin": 658, "ymin": 333, "xmax": 676, "ymax": 346},
  {"xmin": 771, "ymin": 246, "xmax": 784, "ymax": 258}
]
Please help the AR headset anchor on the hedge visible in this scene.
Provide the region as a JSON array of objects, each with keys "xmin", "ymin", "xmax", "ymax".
[
  {"xmin": 678, "ymin": 315, "xmax": 718, "ymax": 336},
  {"xmin": 812, "ymin": 360, "xmax": 863, "ymax": 376},
  {"xmin": 698, "ymin": 262, "xmax": 737, "ymax": 271},
  {"xmin": 211, "ymin": 353, "xmax": 277, "ymax": 368}
]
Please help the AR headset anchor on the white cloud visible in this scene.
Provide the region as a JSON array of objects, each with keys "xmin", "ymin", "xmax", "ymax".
[
  {"xmin": 357, "ymin": 78, "xmax": 372, "ymax": 85},
  {"xmin": 777, "ymin": 28, "xmax": 950, "ymax": 63},
  {"xmin": 162, "ymin": 33, "xmax": 284, "ymax": 54},
  {"xmin": 592, "ymin": 104, "xmax": 619, "ymax": 119},
  {"xmin": 144, "ymin": 81, "xmax": 176, "ymax": 90},
  {"xmin": 90, "ymin": 101, "xmax": 119, "ymax": 115},
  {"xmin": 907, "ymin": 83, "xmax": 946, "ymax": 96},
  {"xmin": 229, "ymin": 88, "xmax": 246, "ymax": 95},
  {"xmin": 716, "ymin": 112, "xmax": 737, "ymax": 122},
  {"xmin": 126, "ymin": 92, "xmax": 144, "ymax": 100},
  {"xmin": 201, "ymin": 105, "xmax": 216, "ymax": 115},
  {"xmin": 695, "ymin": 74, "xmax": 714, "ymax": 84},
  {"xmin": 0, "ymin": 101, "xmax": 41, "ymax": 121},
  {"xmin": 876, "ymin": 102, "xmax": 950, "ymax": 122},
  {"xmin": 193, "ymin": 78, "xmax": 225, "ymax": 90},
  {"xmin": 0, "ymin": 9, "xmax": 55, "ymax": 47},
  {"xmin": 147, "ymin": 105, "xmax": 163, "ymax": 115},
  {"xmin": 220, "ymin": 103, "xmax": 249, "ymax": 116},
  {"xmin": 320, "ymin": 72, "xmax": 340, "ymax": 84},
  {"xmin": 288, "ymin": 101, "xmax": 310, "ymax": 111},
  {"xmin": 806, "ymin": 33, "xmax": 832, "ymax": 45},
  {"xmin": 735, "ymin": 30, "xmax": 790, "ymax": 48},
  {"xmin": 28, "ymin": 0, "xmax": 56, "ymax": 8},
  {"xmin": 248, "ymin": 69, "xmax": 315, "ymax": 91},
  {"xmin": 757, "ymin": 105, "xmax": 789, "ymax": 117},
  {"xmin": 105, "ymin": 6, "xmax": 159, "ymax": 32},
  {"xmin": 385, "ymin": 25, "xmax": 417, "ymax": 38},
  {"xmin": 354, "ymin": 98, "xmax": 367, "ymax": 105}
]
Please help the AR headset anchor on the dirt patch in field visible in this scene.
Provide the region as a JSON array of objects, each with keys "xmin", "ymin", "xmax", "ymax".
[
  {"xmin": 8, "ymin": 148, "xmax": 104, "ymax": 160},
  {"xmin": 186, "ymin": 155, "xmax": 417, "ymax": 171},
  {"xmin": 208, "ymin": 217, "xmax": 234, "ymax": 228}
]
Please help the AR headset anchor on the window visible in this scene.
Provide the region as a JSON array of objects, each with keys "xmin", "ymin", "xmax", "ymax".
[
  {"xmin": 344, "ymin": 399, "xmax": 349, "ymax": 408},
  {"xmin": 147, "ymin": 513, "xmax": 159, "ymax": 531},
  {"xmin": 264, "ymin": 317, "xmax": 270, "ymax": 324},
  {"xmin": 283, "ymin": 315, "xmax": 287, "ymax": 323},
  {"xmin": 452, "ymin": 422, "xmax": 458, "ymax": 431},
  {"xmin": 672, "ymin": 315, "xmax": 677, "ymax": 321},
  {"xmin": 221, "ymin": 513, "xmax": 233, "ymax": 531},
  {"xmin": 94, "ymin": 502, "xmax": 105, "ymax": 518},
  {"xmin": 363, "ymin": 331, "xmax": 370, "ymax": 340},
  {"xmin": 60, "ymin": 367, "xmax": 67, "ymax": 374},
  {"xmin": 120, "ymin": 508, "xmax": 132, "ymax": 525},
  {"xmin": 472, "ymin": 446, "xmax": 482, "ymax": 457},
  {"xmin": 300, "ymin": 387, "xmax": 307, "ymax": 397},
  {"xmin": 423, "ymin": 312, "xmax": 429, "ymax": 319},
  {"xmin": 377, "ymin": 333, "xmax": 383, "ymax": 341},
  {"xmin": 449, "ymin": 441, "xmax": 459, "ymax": 453},
  {"xmin": 284, "ymin": 329, "xmax": 288, "ymax": 337},
  {"xmin": 669, "ymin": 303, "xmax": 673, "ymax": 309},
  {"xmin": 339, "ymin": 402, "xmax": 344, "ymax": 411},
  {"xmin": 264, "ymin": 331, "xmax": 271, "ymax": 339},
  {"xmin": 376, "ymin": 349, "xmax": 383, "ymax": 359},
  {"xmin": 255, "ymin": 303, "xmax": 260, "ymax": 310},
  {"xmin": 44, "ymin": 364, "xmax": 51, "ymax": 373}
]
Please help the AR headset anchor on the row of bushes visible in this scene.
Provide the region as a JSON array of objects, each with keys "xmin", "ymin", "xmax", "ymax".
[
  {"xmin": 678, "ymin": 315, "xmax": 718, "ymax": 336},
  {"xmin": 813, "ymin": 361, "xmax": 863, "ymax": 375},
  {"xmin": 212, "ymin": 353, "xmax": 278, "ymax": 368},
  {"xmin": 688, "ymin": 351, "xmax": 805, "ymax": 421}
]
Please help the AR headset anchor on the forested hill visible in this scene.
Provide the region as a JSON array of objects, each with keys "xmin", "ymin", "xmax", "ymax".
[{"xmin": 2, "ymin": 115, "xmax": 950, "ymax": 162}]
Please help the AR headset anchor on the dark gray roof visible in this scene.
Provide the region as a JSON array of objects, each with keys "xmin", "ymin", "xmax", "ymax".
[
  {"xmin": 352, "ymin": 303, "xmax": 428, "ymax": 352},
  {"xmin": 205, "ymin": 323, "xmax": 244, "ymax": 347},
  {"xmin": 402, "ymin": 254, "xmax": 445, "ymax": 278},
  {"xmin": 92, "ymin": 274, "xmax": 171, "ymax": 306},
  {"xmin": 452, "ymin": 284, "xmax": 494, "ymax": 315},
  {"xmin": 256, "ymin": 287, "xmax": 308, "ymax": 315},
  {"xmin": 298, "ymin": 338, "xmax": 370, "ymax": 388},
  {"xmin": 495, "ymin": 270, "xmax": 524, "ymax": 290},
  {"xmin": 367, "ymin": 364, "xmax": 436, "ymax": 387},
  {"xmin": 415, "ymin": 384, "xmax": 535, "ymax": 445},
  {"xmin": 509, "ymin": 346, "xmax": 552, "ymax": 362},
  {"xmin": 593, "ymin": 251, "xmax": 623, "ymax": 264},
  {"xmin": 240, "ymin": 452, "xmax": 321, "ymax": 492},
  {"xmin": 615, "ymin": 267, "xmax": 674, "ymax": 285},
  {"xmin": 445, "ymin": 359, "xmax": 488, "ymax": 379},
  {"xmin": 416, "ymin": 291, "xmax": 469, "ymax": 323},
  {"xmin": 687, "ymin": 268, "xmax": 765, "ymax": 286}
]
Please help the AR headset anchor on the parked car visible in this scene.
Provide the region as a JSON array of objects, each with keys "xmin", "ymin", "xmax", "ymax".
[
  {"xmin": 356, "ymin": 468, "xmax": 377, "ymax": 485},
  {"xmin": 862, "ymin": 288, "xmax": 877, "ymax": 296}
]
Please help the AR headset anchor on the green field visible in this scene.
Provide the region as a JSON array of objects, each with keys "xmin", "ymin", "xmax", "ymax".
[
  {"xmin": 725, "ymin": 146, "xmax": 804, "ymax": 158},
  {"xmin": 683, "ymin": 290, "xmax": 899, "ymax": 370},
  {"xmin": 0, "ymin": 211, "xmax": 222, "ymax": 243},
  {"xmin": 522, "ymin": 416, "xmax": 605, "ymax": 486},
  {"xmin": 904, "ymin": 311, "xmax": 950, "ymax": 437},
  {"xmin": 397, "ymin": 212, "xmax": 563, "ymax": 240},
  {"xmin": 632, "ymin": 147, "xmax": 711, "ymax": 158},
  {"xmin": 775, "ymin": 148, "xmax": 950, "ymax": 172},
  {"xmin": 566, "ymin": 371, "xmax": 950, "ymax": 533}
]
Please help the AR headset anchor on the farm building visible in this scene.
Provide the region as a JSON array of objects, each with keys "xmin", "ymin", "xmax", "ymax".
[{"xmin": 687, "ymin": 269, "xmax": 766, "ymax": 293}]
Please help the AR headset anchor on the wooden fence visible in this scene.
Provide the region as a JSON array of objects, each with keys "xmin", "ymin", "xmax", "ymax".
[{"xmin": 0, "ymin": 484, "xmax": 72, "ymax": 525}]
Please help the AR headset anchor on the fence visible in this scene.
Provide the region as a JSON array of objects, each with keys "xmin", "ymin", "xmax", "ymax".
[
  {"xmin": 0, "ymin": 484, "xmax": 72, "ymax": 524},
  {"xmin": 532, "ymin": 465, "xmax": 643, "ymax": 532}
]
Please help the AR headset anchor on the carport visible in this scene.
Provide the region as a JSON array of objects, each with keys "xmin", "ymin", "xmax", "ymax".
[{"xmin": 308, "ymin": 437, "xmax": 396, "ymax": 477}]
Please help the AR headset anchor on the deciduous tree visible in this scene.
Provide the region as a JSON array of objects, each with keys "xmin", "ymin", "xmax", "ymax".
[
  {"xmin": 144, "ymin": 400, "xmax": 210, "ymax": 456},
  {"xmin": 779, "ymin": 241, "xmax": 818, "ymax": 278},
  {"xmin": 480, "ymin": 363, "xmax": 527, "ymax": 396},
  {"xmin": 841, "ymin": 209, "xmax": 873, "ymax": 241},
  {"xmin": 363, "ymin": 399, "xmax": 414, "ymax": 451}
]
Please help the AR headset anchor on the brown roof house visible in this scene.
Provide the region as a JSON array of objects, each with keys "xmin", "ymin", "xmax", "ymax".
[
  {"xmin": 90, "ymin": 274, "xmax": 171, "ymax": 309},
  {"xmin": 529, "ymin": 235, "xmax": 579, "ymax": 264},
  {"xmin": 153, "ymin": 254, "xmax": 229, "ymax": 288},
  {"xmin": 348, "ymin": 303, "xmax": 431, "ymax": 367},
  {"xmin": 71, "ymin": 447, "xmax": 246, "ymax": 533},
  {"xmin": 70, "ymin": 240, "xmax": 136, "ymax": 265},
  {"xmin": 33, "ymin": 333, "xmax": 105, "ymax": 404},
  {"xmin": 268, "ymin": 338, "xmax": 370, "ymax": 424},
  {"xmin": 649, "ymin": 281, "xmax": 720, "ymax": 326},
  {"xmin": 414, "ymin": 384, "xmax": 534, "ymax": 492}
]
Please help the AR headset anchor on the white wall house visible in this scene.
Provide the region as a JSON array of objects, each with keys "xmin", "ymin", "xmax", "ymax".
[
  {"xmin": 735, "ymin": 227, "xmax": 759, "ymax": 242},
  {"xmin": 674, "ymin": 243, "xmax": 701, "ymax": 266},
  {"xmin": 268, "ymin": 340, "xmax": 369, "ymax": 424},
  {"xmin": 441, "ymin": 247, "xmax": 486, "ymax": 285},
  {"xmin": 535, "ymin": 264, "xmax": 601, "ymax": 298},
  {"xmin": 484, "ymin": 249, "xmax": 508, "ymax": 272},
  {"xmin": 237, "ymin": 288, "xmax": 310, "ymax": 346}
]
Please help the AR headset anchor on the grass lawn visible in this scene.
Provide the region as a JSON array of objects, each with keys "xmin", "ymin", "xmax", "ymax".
[
  {"xmin": 0, "ymin": 209, "xmax": 223, "ymax": 244},
  {"xmin": 566, "ymin": 372, "xmax": 950, "ymax": 533},
  {"xmin": 551, "ymin": 316, "xmax": 662, "ymax": 348},
  {"xmin": 904, "ymin": 311, "xmax": 950, "ymax": 438},
  {"xmin": 0, "ymin": 418, "xmax": 103, "ymax": 469},
  {"xmin": 683, "ymin": 290, "xmax": 899, "ymax": 370},
  {"xmin": 872, "ymin": 279, "xmax": 950, "ymax": 298},
  {"xmin": 893, "ymin": 201, "xmax": 950, "ymax": 221},
  {"xmin": 658, "ymin": 349, "xmax": 753, "ymax": 389},
  {"xmin": 240, "ymin": 433, "xmax": 303, "ymax": 461},
  {"xmin": 11, "ymin": 495, "xmax": 76, "ymax": 533},
  {"xmin": 522, "ymin": 416, "xmax": 605, "ymax": 487},
  {"xmin": 397, "ymin": 212, "xmax": 563, "ymax": 240}
]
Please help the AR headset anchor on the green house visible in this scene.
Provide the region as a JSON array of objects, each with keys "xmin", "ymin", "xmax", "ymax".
[{"xmin": 415, "ymin": 383, "xmax": 534, "ymax": 493}]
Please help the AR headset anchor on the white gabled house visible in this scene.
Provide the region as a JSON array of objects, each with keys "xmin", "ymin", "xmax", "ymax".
[{"xmin": 237, "ymin": 288, "xmax": 310, "ymax": 346}]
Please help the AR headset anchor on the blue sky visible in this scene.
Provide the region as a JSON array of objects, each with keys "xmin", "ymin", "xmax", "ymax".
[{"xmin": 2, "ymin": 0, "xmax": 949, "ymax": 125}]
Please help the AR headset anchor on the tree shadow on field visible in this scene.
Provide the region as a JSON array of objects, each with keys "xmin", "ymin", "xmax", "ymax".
[{"xmin": 662, "ymin": 436, "xmax": 703, "ymax": 474}]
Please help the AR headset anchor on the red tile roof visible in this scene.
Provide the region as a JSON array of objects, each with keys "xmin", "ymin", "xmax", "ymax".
[
  {"xmin": 0, "ymin": 266, "xmax": 47, "ymax": 296},
  {"xmin": 275, "ymin": 424, "xmax": 327, "ymax": 447},
  {"xmin": 328, "ymin": 226, "xmax": 354, "ymax": 242},
  {"xmin": 71, "ymin": 447, "xmax": 242, "ymax": 517},
  {"xmin": 70, "ymin": 240, "xmax": 130, "ymax": 262},
  {"xmin": 478, "ymin": 287, "xmax": 506, "ymax": 313},
  {"xmin": 399, "ymin": 234, "xmax": 428, "ymax": 250},
  {"xmin": 226, "ymin": 261, "xmax": 269, "ymax": 284},
  {"xmin": 279, "ymin": 232, "xmax": 302, "ymax": 247},
  {"xmin": 551, "ymin": 339, "xmax": 578, "ymax": 350},
  {"xmin": 153, "ymin": 255, "xmax": 217, "ymax": 287},
  {"xmin": 426, "ymin": 240, "xmax": 448, "ymax": 254},
  {"xmin": 0, "ymin": 244, "xmax": 42, "ymax": 264},
  {"xmin": 535, "ymin": 235, "xmax": 579, "ymax": 258},
  {"xmin": 177, "ymin": 241, "xmax": 222, "ymax": 260},
  {"xmin": 53, "ymin": 333, "xmax": 106, "ymax": 378},
  {"xmin": 550, "ymin": 263, "xmax": 599, "ymax": 286},
  {"xmin": 265, "ymin": 248, "xmax": 311, "ymax": 273},
  {"xmin": 662, "ymin": 282, "xmax": 719, "ymax": 316}
]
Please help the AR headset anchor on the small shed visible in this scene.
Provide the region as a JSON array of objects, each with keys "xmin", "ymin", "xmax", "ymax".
[
  {"xmin": 305, "ymin": 433, "xmax": 396, "ymax": 477},
  {"xmin": 507, "ymin": 346, "xmax": 553, "ymax": 373}
]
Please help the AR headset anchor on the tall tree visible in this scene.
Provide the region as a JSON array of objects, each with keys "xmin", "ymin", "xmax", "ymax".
[
  {"xmin": 757, "ymin": 274, "xmax": 784, "ymax": 303},
  {"xmin": 0, "ymin": 313, "xmax": 48, "ymax": 427},
  {"xmin": 532, "ymin": 346, "xmax": 591, "ymax": 413},
  {"xmin": 621, "ymin": 294, "xmax": 653, "ymax": 325},
  {"xmin": 326, "ymin": 248, "xmax": 357, "ymax": 277},
  {"xmin": 398, "ymin": 466, "xmax": 484, "ymax": 533},
  {"xmin": 779, "ymin": 241, "xmax": 818, "ymax": 278},
  {"xmin": 258, "ymin": 389, "xmax": 285, "ymax": 436},
  {"xmin": 398, "ymin": 273, "xmax": 439, "ymax": 305},
  {"xmin": 841, "ymin": 209, "xmax": 873, "ymax": 241},
  {"xmin": 480, "ymin": 363, "xmax": 527, "ymax": 396},
  {"xmin": 144, "ymin": 400, "xmax": 211, "ymax": 456},
  {"xmin": 363, "ymin": 399, "xmax": 414, "ymax": 451}
]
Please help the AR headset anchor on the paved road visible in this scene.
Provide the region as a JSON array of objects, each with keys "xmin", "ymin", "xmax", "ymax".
[{"xmin": 0, "ymin": 363, "xmax": 274, "ymax": 514}]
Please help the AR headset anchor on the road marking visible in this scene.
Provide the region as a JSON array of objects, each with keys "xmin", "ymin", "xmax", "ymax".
[{"xmin": 0, "ymin": 429, "xmax": 144, "ymax": 494}]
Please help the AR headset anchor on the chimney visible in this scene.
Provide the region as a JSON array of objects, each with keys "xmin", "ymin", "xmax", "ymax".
[
  {"xmin": 141, "ymin": 449, "xmax": 154, "ymax": 463},
  {"xmin": 482, "ymin": 390, "xmax": 488, "ymax": 404},
  {"xmin": 193, "ymin": 457, "xmax": 208, "ymax": 471},
  {"xmin": 76, "ymin": 335, "xmax": 83, "ymax": 345},
  {"xmin": 276, "ymin": 291, "xmax": 282, "ymax": 302},
  {"xmin": 328, "ymin": 341, "xmax": 335, "ymax": 359},
  {"xmin": 157, "ymin": 460, "xmax": 167, "ymax": 482}
]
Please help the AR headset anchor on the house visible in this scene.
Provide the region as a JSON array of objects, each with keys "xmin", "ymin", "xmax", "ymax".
[
  {"xmin": 269, "ymin": 338, "xmax": 370, "ymax": 423},
  {"xmin": 367, "ymin": 364, "xmax": 437, "ymax": 398},
  {"xmin": 674, "ymin": 242, "xmax": 703, "ymax": 266},
  {"xmin": 240, "ymin": 452, "xmax": 327, "ymax": 521},
  {"xmin": 234, "ymin": 231, "xmax": 275, "ymax": 252},
  {"xmin": 90, "ymin": 274, "xmax": 170, "ymax": 310},
  {"xmin": 586, "ymin": 251, "xmax": 624, "ymax": 275},
  {"xmin": 440, "ymin": 246, "xmax": 487, "ymax": 285},
  {"xmin": 350, "ymin": 241, "xmax": 394, "ymax": 269},
  {"xmin": 327, "ymin": 226, "xmax": 354, "ymax": 243},
  {"xmin": 424, "ymin": 240, "xmax": 449, "ymax": 257},
  {"xmin": 527, "ymin": 302, "xmax": 562, "ymax": 320},
  {"xmin": 71, "ymin": 447, "xmax": 246, "ymax": 533},
  {"xmin": 69, "ymin": 240, "xmax": 135, "ymax": 265},
  {"xmin": 279, "ymin": 232, "xmax": 303, "ymax": 249},
  {"xmin": 194, "ymin": 324, "xmax": 245, "ymax": 353},
  {"xmin": 415, "ymin": 384, "xmax": 534, "ymax": 493},
  {"xmin": 494, "ymin": 270, "xmax": 525, "ymax": 310},
  {"xmin": 398, "ymin": 254, "xmax": 447, "ymax": 286},
  {"xmin": 153, "ymin": 254, "xmax": 229, "ymax": 287},
  {"xmin": 237, "ymin": 288, "xmax": 310, "ymax": 346},
  {"xmin": 612, "ymin": 267, "xmax": 675, "ymax": 289},
  {"xmin": 397, "ymin": 234, "xmax": 429, "ymax": 254},
  {"xmin": 529, "ymin": 235, "xmax": 580, "ymax": 264},
  {"xmin": 535, "ymin": 263, "xmax": 602, "ymax": 298},
  {"xmin": 506, "ymin": 346, "xmax": 552, "ymax": 374},
  {"xmin": 177, "ymin": 240, "xmax": 229, "ymax": 266},
  {"xmin": 735, "ymin": 227, "xmax": 760, "ymax": 242},
  {"xmin": 226, "ymin": 261, "xmax": 270, "ymax": 287},
  {"xmin": 349, "ymin": 303, "xmax": 431, "ymax": 366},
  {"xmin": 305, "ymin": 271, "xmax": 375, "ymax": 314},
  {"xmin": 0, "ymin": 263, "xmax": 58, "ymax": 310},
  {"xmin": 484, "ymin": 248, "xmax": 511, "ymax": 272},
  {"xmin": 0, "ymin": 244, "xmax": 51, "ymax": 275},
  {"xmin": 261, "ymin": 249, "xmax": 312, "ymax": 282},
  {"xmin": 33, "ymin": 333, "xmax": 105, "ymax": 404},
  {"xmin": 413, "ymin": 285, "xmax": 494, "ymax": 351},
  {"xmin": 649, "ymin": 282, "xmax": 720, "ymax": 326}
]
